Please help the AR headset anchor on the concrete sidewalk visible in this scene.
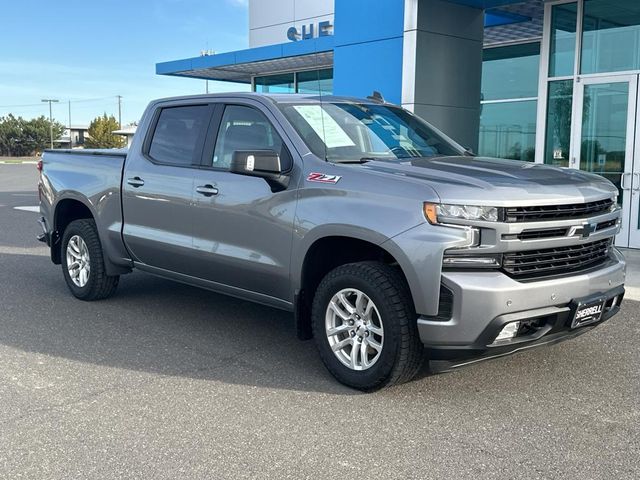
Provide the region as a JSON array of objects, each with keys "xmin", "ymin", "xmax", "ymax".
[{"xmin": 620, "ymin": 248, "xmax": 640, "ymax": 301}]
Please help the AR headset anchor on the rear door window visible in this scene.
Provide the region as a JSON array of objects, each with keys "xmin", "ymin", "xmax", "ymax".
[{"xmin": 148, "ymin": 105, "xmax": 210, "ymax": 166}]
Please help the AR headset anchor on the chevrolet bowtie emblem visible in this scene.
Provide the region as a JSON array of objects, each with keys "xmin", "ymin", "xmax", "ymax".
[{"xmin": 581, "ymin": 223, "xmax": 597, "ymax": 238}]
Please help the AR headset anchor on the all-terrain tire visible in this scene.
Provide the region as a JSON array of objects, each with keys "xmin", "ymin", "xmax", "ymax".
[
  {"xmin": 61, "ymin": 219, "xmax": 119, "ymax": 301},
  {"xmin": 312, "ymin": 261, "xmax": 424, "ymax": 391}
]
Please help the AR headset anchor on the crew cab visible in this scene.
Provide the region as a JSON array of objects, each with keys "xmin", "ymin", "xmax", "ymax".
[{"xmin": 37, "ymin": 93, "xmax": 626, "ymax": 390}]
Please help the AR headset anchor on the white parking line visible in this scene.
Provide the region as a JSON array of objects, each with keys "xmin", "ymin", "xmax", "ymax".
[{"xmin": 13, "ymin": 206, "xmax": 40, "ymax": 213}]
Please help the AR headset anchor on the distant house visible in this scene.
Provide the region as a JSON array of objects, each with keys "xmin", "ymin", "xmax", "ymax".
[
  {"xmin": 112, "ymin": 125, "xmax": 137, "ymax": 148},
  {"xmin": 55, "ymin": 126, "xmax": 89, "ymax": 149}
]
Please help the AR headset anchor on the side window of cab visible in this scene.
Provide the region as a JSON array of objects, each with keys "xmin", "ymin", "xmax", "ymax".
[
  {"xmin": 212, "ymin": 105, "xmax": 291, "ymax": 170},
  {"xmin": 147, "ymin": 105, "xmax": 211, "ymax": 167}
]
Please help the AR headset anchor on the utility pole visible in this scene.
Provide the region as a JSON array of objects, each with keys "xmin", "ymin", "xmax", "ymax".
[
  {"xmin": 68, "ymin": 100, "xmax": 72, "ymax": 148},
  {"xmin": 41, "ymin": 99, "xmax": 59, "ymax": 149},
  {"xmin": 116, "ymin": 95, "xmax": 123, "ymax": 128}
]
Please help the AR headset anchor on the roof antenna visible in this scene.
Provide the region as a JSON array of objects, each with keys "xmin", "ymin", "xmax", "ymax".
[{"xmin": 367, "ymin": 91, "xmax": 385, "ymax": 103}]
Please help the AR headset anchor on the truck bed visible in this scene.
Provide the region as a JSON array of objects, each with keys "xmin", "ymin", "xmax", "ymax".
[{"xmin": 40, "ymin": 148, "xmax": 130, "ymax": 272}]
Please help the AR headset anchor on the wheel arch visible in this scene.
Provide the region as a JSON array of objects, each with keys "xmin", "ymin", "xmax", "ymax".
[
  {"xmin": 51, "ymin": 196, "xmax": 97, "ymax": 264},
  {"xmin": 294, "ymin": 230, "xmax": 415, "ymax": 340}
]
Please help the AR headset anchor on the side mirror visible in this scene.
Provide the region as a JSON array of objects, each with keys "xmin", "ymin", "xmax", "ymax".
[{"xmin": 230, "ymin": 150, "xmax": 290, "ymax": 191}]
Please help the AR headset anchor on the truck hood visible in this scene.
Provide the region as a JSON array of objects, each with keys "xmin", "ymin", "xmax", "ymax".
[{"xmin": 361, "ymin": 156, "xmax": 618, "ymax": 206}]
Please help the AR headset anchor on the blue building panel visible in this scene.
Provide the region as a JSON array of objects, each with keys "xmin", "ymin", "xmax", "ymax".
[
  {"xmin": 281, "ymin": 36, "xmax": 335, "ymax": 58},
  {"xmin": 333, "ymin": 0, "xmax": 406, "ymax": 46},
  {"xmin": 333, "ymin": 37, "xmax": 404, "ymax": 105}
]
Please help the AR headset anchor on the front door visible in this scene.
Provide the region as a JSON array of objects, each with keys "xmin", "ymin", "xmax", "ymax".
[
  {"xmin": 571, "ymin": 75, "xmax": 640, "ymax": 248},
  {"xmin": 190, "ymin": 102, "xmax": 297, "ymax": 302}
]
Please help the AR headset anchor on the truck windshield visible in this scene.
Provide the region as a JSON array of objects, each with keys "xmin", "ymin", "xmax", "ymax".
[{"xmin": 278, "ymin": 102, "xmax": 465, "ymax": 163}]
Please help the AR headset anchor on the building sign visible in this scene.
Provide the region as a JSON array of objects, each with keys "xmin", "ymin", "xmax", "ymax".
[{"xmin": 287, "ymin": 21, "xmax": 333, "ymax": 41}]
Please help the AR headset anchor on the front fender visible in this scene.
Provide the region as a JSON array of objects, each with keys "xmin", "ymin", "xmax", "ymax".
[{"xmin": 382, "ymin": 223, "xmax": 472, "ymax": 316}]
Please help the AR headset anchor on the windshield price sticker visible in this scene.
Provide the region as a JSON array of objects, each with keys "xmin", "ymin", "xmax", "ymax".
[{"xmin": 293, "ymin": 105, "xmax": 355, "ymax": 148}]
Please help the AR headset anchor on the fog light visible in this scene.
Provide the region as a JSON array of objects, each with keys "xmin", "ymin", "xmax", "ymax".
[{"xmin": 494, "ymin": 321, "xmax": 520, "ymax": 342}]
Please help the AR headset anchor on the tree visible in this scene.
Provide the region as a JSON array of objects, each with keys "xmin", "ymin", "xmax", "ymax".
[
  {"xmin": 84, "ymin": 114, "xmax": 125, "ymax": 149},
  {"xmin": 0, "ymin": 115, "xmax": 64, "ymax": 156},
  {"xmin": 22, "ymin": 116, "xmax": 65, "ymax": 154}
]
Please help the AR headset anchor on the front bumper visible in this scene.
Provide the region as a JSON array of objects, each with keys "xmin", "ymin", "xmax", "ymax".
[{"xmin": 418, "ymin": 248, "xmax": 626, "ymax": 362}]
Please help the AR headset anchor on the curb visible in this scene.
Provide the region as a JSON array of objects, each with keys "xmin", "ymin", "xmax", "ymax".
[{"xmin": 0, "ymin": 161, "xmax": 38, "ymax": 164}]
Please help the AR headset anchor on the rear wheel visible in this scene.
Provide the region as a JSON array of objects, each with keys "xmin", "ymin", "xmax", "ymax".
[
  {"xmin": 61, "ymin": 219, "xmax": 119, "ymax": 301},
  {"xmin": 312, "ymin": 262, "xmax": 424, "ymax": 391}
]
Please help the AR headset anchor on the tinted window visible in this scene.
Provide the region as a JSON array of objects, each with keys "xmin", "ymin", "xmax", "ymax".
[
  {"xmin": 549, "ymin": 3, "xmax": 578, "ymax": 77},
  {"xmin": 213, "ymin": 105, "xmax": 287, "ymax": 169},
  {"xmin": 254, "ymin": 73, "xmax": 295, "ymax": 93},
  {"xmin": 482, "ymin": 43, "xmax": 540, "ymax": 101},
  {"xmin": 582, "ymin": 0, "xmax": 640, "ymax": 74},
  {"xmin": 149, "ymin": 105, "xmax": 210, "ymax": 166}
]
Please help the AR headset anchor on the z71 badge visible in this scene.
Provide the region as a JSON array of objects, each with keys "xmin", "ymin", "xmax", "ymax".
[{"xmin": 307, "ymin": 172, "xmax": 342, "ymax": 184}]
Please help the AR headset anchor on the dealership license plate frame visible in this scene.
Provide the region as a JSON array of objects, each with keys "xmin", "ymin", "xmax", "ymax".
[{"xmin": 570, "ymin": 296, "xmax": 606, "ymax": 329}]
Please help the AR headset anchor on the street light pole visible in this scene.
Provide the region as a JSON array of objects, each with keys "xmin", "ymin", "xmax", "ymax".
[
  {"xmin": 41, "ymin": 99, "xmax": 59, "ymax": 149},
  {"xmin": 116, "ymin": 95, "xmax": 123, "ymax": 128}
]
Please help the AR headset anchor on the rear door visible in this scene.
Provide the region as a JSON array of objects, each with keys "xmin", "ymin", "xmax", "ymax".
[
  {"xmin": 122, "ymin": 102, "xmax": 213, "ymax": 273},
  {"xmin": 190, "ymin": 101, "xmax": 298, "ymax": 301}
]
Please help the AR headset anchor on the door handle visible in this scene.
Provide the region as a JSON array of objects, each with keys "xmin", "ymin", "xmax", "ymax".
[
  {"xmin": 621, "ymin": 173, "xmax": 631, "ymax": 190},
  {"xmin": 633, "ymin": 173, "xmax": 640, "ymax": 191},
  {"xmin": 195, "ymin": 184, "xmax": 219, "ymax": 197},
  {"xmin": 127, "ymin": 177, "xmax": 145, "ymax": 188}
]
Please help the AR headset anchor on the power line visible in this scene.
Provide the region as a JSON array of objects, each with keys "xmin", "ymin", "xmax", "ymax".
[{"xmin": 0, "ymin": 95, "xmax": 116, "ymax": 109}]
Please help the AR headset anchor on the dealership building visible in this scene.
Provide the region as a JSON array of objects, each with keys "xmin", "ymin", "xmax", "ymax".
[{"xmin": 157, "ymin": 0, "xmax": 640, "ymax": 249}]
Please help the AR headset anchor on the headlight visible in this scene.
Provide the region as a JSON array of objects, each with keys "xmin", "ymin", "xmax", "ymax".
[{"xmin": 424, "ymin": 203, "xmax": 501, "ymax": 224}]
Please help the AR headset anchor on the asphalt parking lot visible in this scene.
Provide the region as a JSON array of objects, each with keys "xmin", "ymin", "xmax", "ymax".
[{"xmin": 0, "ymin": 163, "xmax": 638, "ymax": 479}]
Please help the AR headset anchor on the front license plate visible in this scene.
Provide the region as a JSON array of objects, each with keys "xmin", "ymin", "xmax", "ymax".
[{"xmin": 571, "ymin": 299, "xmax": 605, "ymax": 329}]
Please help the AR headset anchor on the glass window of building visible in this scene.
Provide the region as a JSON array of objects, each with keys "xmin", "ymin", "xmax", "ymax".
[
  {"xmin": 253, "ymin": 69, "xmax": 333, "ymax": 95},
  {"xmin": 544, "ymin": 80, "xmax": 574, "ymax": 167},
  {"xmin": 581, "ymin": 0, "xmax": 640, "ymax": 74},
  {"xmin": 297, "ymin": 69, "xmax": 333, "ymax": 95},
  {"xmin": 478, "ymin": 43, "xmax": 540, "ymax": 161},
  {"xmin": 479, "ymin": 101, "xmax": 537, "ymax": 162},
  {"xmin": 482, "ymin": 43, "xmax": 540, "ymax": 101},
  {"xmin": 254, "ymin": 73, "xmax": 295, "ymax": 93},
  {"xmin": 549, "ymin": 2, "xmax": 578, "ymax": 77}
]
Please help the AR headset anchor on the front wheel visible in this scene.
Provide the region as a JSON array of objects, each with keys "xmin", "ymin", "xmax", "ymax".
[
  {"xmin": 312, "ymin": 262, "xmax": 424, "ymax": 391},
  {"xmin": 61, "ymin": 219, "xmax": 119, "ymax": 301}
]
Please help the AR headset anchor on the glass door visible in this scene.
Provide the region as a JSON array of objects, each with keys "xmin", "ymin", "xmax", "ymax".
[
  {"xmin": 571, "ymin": 75, "xmax": 639, "ymax": 247},
  {"xmin": 632, "ymin": 83, "xmax": 640, "ymax": 249}
]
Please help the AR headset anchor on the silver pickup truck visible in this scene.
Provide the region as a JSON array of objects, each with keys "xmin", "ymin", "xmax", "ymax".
[{"xmin": 38, "ymin": 93, "xmax": 626, "ymax": 390}]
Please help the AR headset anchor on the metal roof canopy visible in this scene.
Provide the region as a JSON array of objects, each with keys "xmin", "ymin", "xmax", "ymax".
[
  {"xmin": 157, "ymin": 36, "xmax": 335, "ymax": 84},
  {"xmin": 169, "ymin": 51, "xmax": 333, "ymax": 83}
]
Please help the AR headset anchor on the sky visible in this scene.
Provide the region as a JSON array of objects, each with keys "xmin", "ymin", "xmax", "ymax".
[{"xmin": 0, "ymin": 0, "xmax": 250, "ymax": 126}]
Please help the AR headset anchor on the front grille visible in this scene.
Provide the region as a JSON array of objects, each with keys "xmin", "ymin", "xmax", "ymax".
[
  {"xmin": 505, "ymin": 199, "xmax": 614, "ymax": 223},
  {"xmin": 514, "ymin": 227, "xmax": 568, "ymax": 241},
  {"xmin": 502, "ymin": 238, "xmax": 612, "ymax": 280}
]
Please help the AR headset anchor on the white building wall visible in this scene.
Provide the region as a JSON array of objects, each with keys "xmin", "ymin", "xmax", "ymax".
[{"xmin": 249, "ymin": 0, "xmax": 334, "ymax": 47}]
